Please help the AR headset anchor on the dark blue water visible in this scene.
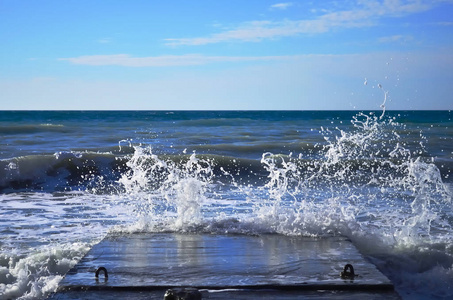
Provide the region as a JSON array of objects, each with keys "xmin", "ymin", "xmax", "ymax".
[{"xmin": 0, "ymin": 110, "xmax": 452, "ymax": 299}]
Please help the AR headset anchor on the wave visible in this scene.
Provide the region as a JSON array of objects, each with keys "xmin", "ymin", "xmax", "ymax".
[
  {"xmin": 0, "ymin": 124, "xmax": 68, "ymax": 135},
  {"xmin": 0, "ymin": 239, "xmax": 93, "ymax": 300},
  {"xmin": 0, "ymin": 152, "xmax": 123, "ymax": 193},
  {"xmin": 1, "ymin": 145, "xmax": 452, "ymax": 194}
]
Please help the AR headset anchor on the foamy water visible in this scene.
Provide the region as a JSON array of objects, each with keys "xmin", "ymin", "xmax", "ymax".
[{"xmin": 1, "ymin": 110, "xmax": 452, "ymax": 299}]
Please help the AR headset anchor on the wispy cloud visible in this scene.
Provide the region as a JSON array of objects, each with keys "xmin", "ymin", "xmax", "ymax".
[
  {"xmin": 59, "ymin": 54, "xmax": 299, "ymax": 67},
  {"xmin": 98, "ymin": 37, "xmax": 112, "ymax": 44},
  {"xmin": 165, "ymin": 19, "xmax": 334, "ymax": 46},
  {"xmin": 378, "ymin": 34, "xmax": 413, "ymax": 43},
  {"xmin": 270, "ymin": 2, "xmax": 293, "ymax": 10},
  {"xmin": 165, "ymin": 0, "xmax": 441, "ymax": 46},
  {"xmin": 436, "ymin": 21, "xmax": 453, "ymax": 26}
]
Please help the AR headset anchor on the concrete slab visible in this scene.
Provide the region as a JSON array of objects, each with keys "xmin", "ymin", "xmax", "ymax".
[{"xmin": 52, "ymin": 233, "xmax": 399, "ymax": 299}]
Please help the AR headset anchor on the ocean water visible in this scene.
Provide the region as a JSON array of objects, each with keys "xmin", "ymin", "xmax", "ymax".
[{"xmin": 0, "ymin": 110, "xmax": 452, "ymax": 299}]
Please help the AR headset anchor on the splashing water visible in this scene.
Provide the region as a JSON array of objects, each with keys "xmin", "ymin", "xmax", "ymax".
[
  {"xmin": 117, "ymin": 148, "xmax": 215, "ymax": 232},
  {"xmin": 115, "ymin": 112, "xmax": 451, "ymax": 244}
]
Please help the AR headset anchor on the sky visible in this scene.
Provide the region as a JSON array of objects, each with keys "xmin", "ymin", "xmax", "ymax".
[{"xmin": 1, "ymin": 0, "xmax": 453, "ymax": 110}]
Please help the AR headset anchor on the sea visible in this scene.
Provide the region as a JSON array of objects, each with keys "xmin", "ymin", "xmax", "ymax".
[{"xmin": 0, "ymin": 110, "xmax": 452, "ymax": 300}]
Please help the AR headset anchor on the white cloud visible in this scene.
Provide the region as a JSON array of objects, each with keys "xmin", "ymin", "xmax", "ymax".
[
  {"xmin": 436, "ymin": 21, "xmax": 453, "ymax": 26},
  {"xmin": 270, "ymin": 2, "xmax": 293, "ymax": 10},
  {"xmin": 98, "ymin": 38, "xmax": 111, "ymax": 44},
  {"xmin": 59, "ymin": 54, "xmax": 298, "ymax": 67},
  {"xmin": 165, "ymin": 20, "xmax": 331, "ymax": 46},
  {"xmin": 357, "ymin": 0, "xmax": 431, "ymax": 16},
  {"xmin": 165, "ymin": 0, "xmax": 443, "ymax": 46},
  {"xmin": 378, "ymin": 34, "xmax": 413, "ymax": 43}
]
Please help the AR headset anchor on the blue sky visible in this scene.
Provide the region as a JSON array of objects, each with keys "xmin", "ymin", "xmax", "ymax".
[{"xmin": 1, "ymin": 0, "xmax": 453, "ymax": 110}]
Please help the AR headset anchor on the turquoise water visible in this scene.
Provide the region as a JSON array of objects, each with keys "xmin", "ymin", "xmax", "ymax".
[{"xmin": 0, "ymin": 110, "xmax": 452, "ymax": 299}]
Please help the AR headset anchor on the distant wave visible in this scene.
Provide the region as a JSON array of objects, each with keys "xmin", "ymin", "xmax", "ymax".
[{"xmin": 0, "ymin": 124, "xmax": 67, "ymax": 135}]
